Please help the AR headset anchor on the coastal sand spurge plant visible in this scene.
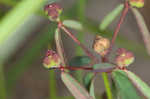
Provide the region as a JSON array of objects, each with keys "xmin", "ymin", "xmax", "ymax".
[{"xmin": 43, "ymin": 0, "xmax": 150, "ymax": 99}]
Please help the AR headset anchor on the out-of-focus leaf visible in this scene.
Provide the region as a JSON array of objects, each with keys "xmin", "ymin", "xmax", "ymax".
[
  {"xmin": 63, "ymin": 20, "xmax": 83, "ymax": 31},
  {"xmin": 0, "ymin": 0, "xmax": 16, "ymax": 6},
  {"xmin": 112, "ymin": 70, "xmax": 141, "ymax": 99},
  {"xmin": 99, "ymin": 4, "xmax": 124, "ymax": 31},
  {"xmin": 83, "ymin": 73, "xmax": 95, "ymax": 99},
  {"xmin": 125, "ymin": 70, "xmax": 150, "ymax": 98},
  {"xmin": 55, "ymin": 28, "xmax": 66, "ymax": 66},
  {"xmin": 0, "ymin": 15, "xmax": 44, "ymax": 62},
  {"xmin": 0, "ymin": 0, "xmax": 44, "ymax": 46},
  {"xmin": 93, "ymin": 63, "xmax": 115, "ymax": 73},
  {"xmin": 69, "ymin": 56, "xmax": 91, "ymax": 66},
  {"xmin": 131, "ymin": 8, "xmax": 150, "ymax": 55},
  {"xmin": 61, "ymin": 72, "xmax": 93, "ymax": 99}
]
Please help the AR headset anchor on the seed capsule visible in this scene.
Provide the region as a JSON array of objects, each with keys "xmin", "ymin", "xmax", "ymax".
[
  {"xmin": 43, "ymin": 50, "xmax": 61, "ymax": 69},
  {"xmin": 115, "ymin": 48, "xmax": 135, "ymax": 68},
  {"xmin": 129, "ymin": 0, "xmax": 144, "ymax": 8},
  {"xmin": 44, "ymin": 3, "xmax": 63, "ymax": 21},
  {"xmin": 93, "ymin": 35, "xmax": 110, "ymax": 56}
]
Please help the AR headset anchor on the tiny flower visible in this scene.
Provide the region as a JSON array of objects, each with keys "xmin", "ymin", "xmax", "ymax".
[
  {"xmin": 43, "ymin": 50, "xmax": 61, "ymax": 69},
  {"xmin": 115, "ymin": 48, "xmax": 135, "ymax": 68},
  {"xmin": 93, "ymin": 35, "xmax": 110, "ymax": 56},
  {"xmin": 129, "ymin": 0, "xmax": 144, "ymax": 8},
  {"xmin": 44, "ymin": 3, "xmax": 63, "ymax": 21}
]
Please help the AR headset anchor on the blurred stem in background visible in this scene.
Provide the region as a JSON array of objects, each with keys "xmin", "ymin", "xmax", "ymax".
[
  {"xmin": 75, "ymin": 0, "xmax": 87, "ymax": 83},
  {"xmin": 6, "ymin": 24, "xmax": 56, "ymax": 93},
  {"xmin": 0, "ymin": 64, "xmax": 6, "ymax": 99},
  {"xmin": 49, "ymin": 71, "xmax": 57, "ymax": 99}
]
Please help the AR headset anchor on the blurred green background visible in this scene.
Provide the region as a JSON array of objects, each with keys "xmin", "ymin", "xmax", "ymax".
[{"xmin": 0, "ymin": 0, "xmax": 150, "ymax": 99}]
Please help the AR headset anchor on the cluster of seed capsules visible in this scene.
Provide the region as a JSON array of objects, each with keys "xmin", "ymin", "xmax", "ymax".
[{"xmin": 43, "ymin": 0, "xmax": 144, "ymax": 70}]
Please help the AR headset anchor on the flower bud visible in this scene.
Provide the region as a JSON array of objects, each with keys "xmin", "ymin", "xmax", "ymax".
[
  {"xmin": 93, "ymin": 35, "xmax": 110, "ymax": 56},
  {"xmin": 115, "ymin": 48, "xmax": 135, "ymax": 68},
  {"xmin": 44, "ymin": 3, "xmax": 63, "ymax": 21},
  {"xmin": 43, "ymin": 50, "xmax": 61, "ymax": 69},
  {"xmin": 129, "ymin": 0, "xmax": 144, "ymax": 8}
]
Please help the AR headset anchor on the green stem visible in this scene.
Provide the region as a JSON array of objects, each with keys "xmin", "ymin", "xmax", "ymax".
[
  {"xmin": 102, "ymin": 72, "xmax": 112, "ymax": 99},
  {"xmin": 49, "ymin": 71, "xmax": 57, "ymax": 99},
  {"xmin": 0, "ymin": 64, "xmax": 6, "ymax": 99},
  {"xmin": 75, "ymin": 0, "xmax": 87, "ymax": 82}
]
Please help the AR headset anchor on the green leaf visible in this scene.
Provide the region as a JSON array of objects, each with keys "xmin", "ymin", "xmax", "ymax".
[
  {"xmin": 93, "ymin": 63, "xmax": 115, "ymax": 73},
  {"xmin": 131, "ymin": 8, "xmax": 150, "ymax": 56},
  {"xmin": 112, "ymin": 70, "xmax": 141, "ymax": 99},
  {"xmin": 61, "ymin": 72, "xmax": 93, "ymax": 99},
  {"xmin": 55, "ymin": 28, "xmax": 66, "ymax": 66},
  {"xmin": 89, "ymin": 79, "xmax": 95, "ymax": 99},
  {"xmin": 83, "ymin": 73, "xmax": 96, "ymax": 99},
  {"xmin": 69, "ymin": 56, "xmax": 91, "ymax": 66},
  {"xmin": 83, "ymin": 73, "xmax": 94, "ymax": 90},
  {"xmin": 125, "ymin": 70, "xmax": 150, "ymax": 99},
  {"xmin": 63, "ymin": 20, "xmax": 83, "ymax": 31},
  {"xmin": 111, "ymin": 79, "xmax": 118, "ymax": 99},
  {"xmin": 99, "ymin": 4, "xmax": 124, "ymax": 31}
]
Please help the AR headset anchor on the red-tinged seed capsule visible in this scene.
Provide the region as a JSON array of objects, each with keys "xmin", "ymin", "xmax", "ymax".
[
  {"xmin": 44, "ymin": 3, "xmax": 63, "ymax": 21},
  {"xmin": 93, "ymin": 35, "xmax": 110, "ymax": 57},
  {"xmin": 43, "ymin": 50, "xmax": 61, "ymax": 69},
  {"xmin": 115, "ymin": 48, "xmax": 135, "ymax": 68},
  {"xmin": 129, "ymin": 0, "xmax": 144, "ymax": 8}
]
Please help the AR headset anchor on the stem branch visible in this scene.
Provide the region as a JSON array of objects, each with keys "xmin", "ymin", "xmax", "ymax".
[
  {"xmin": 58, "ymin": 21, "xmax": 98, "ymax": 64},
  {"xmin": 111, "ymin": 1, "xmax": 129, "ymax": 45}
]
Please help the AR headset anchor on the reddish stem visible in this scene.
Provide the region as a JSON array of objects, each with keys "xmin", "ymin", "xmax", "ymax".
[
  {"xmin": 111, "ymin": 1, "xmax": 129, "ymax": 45},
  {"xmin": 58, "ymin": 21, "xmax": 98, "ymax": 64},
  {"xmin": 63, "ymin": 66, "xmax": 93, "ymax": 71},
  {"xmin": 60, "ymin": 66, "xmax": 114, "ymax": 73},
  {"xmin": 105, "ymin": 1, "xmax": 129, "ymax": 58}
]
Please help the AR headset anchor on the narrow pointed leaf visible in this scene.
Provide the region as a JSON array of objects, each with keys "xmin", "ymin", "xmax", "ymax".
[
  {"xmin": 55, "ymin": 28, "xmax": 66, "ymax": 66},
  {"xmin": 83, "ymin": 73, "xmax": 96, "ymax": 99},
  {"xmin": 61, "ymin": 72, "xmax": 93, "ymax": 99},
  {"xmin": 63, "ymin": 20, "xmax": 83, "ymax": 31},
  {"xmin": 69, "ymin": 56, "xmax": 91, "ymax": 66},
  {"xmin": 99, "ymin": 4, "xmax": 124, "ymax": 31},
  {"xmin": 124, "ymin": 70, "xmax": 150, "ymax": 98},
  {"xmin": 131, "ymin": 8, "xmax": 150, "ymax": 55},
  {"xmin": 83, "ymin": 73, "xmax": 94, "ymax": 90},
  {"xmin": 112, "ymin": 70, "xmax": 141, "ymax": 99},
  {"xmin": 89, "ymin": 79, "xmax": 96, "ymax": 99}
]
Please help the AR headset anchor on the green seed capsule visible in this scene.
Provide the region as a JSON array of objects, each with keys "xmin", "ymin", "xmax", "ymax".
[{"xmin": 43, "ymin": 50, "xmax": 61, "ymax": 69}]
